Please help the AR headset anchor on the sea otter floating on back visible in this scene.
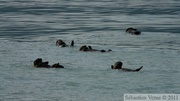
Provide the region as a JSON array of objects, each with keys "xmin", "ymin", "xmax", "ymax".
[
  {"xmin": 33, "ymin": 58, "xmax": 64, "ymax": 68},
  {"xmin": 111, "ymin": 61, "xmax": 143, "ymax": 72},
  {"xmin": 56, "ymin": 39, "xmax": 74, "ymax": 47},
  {"xmin": 79, "ymin": 45, "xmax": 112, "ymax": 52},
  {"xmin": 126, "ymin": 27, "xmax": 141, "ymax": 35}
]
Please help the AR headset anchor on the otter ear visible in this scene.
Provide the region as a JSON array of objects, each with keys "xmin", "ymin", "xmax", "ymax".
[{"xmin": 111, "ymin": 65, "xmax": 114, "ymax": 69}]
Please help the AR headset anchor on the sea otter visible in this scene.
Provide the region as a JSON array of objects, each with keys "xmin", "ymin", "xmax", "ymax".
[
  {"xmin": 56, "ymin": 39, "xmax": 74, "ymax": 47},
  {"xmin": 33, "ymin": 58, "xmax": 64, "ymax": 68},
  {"xmin": 111, "ymin": 61, "xmax": 143, "ymax": 72},
  {"xmin": 126, "ymin": 27, "xmax": 141, "ymax": 35},
  {"xmin": 34, "ymin": 58, "xmax": 50, "ymax": 68},
  {"xmin": 79, "ymin": 45, "xmax": 112, "ymax": 52}
]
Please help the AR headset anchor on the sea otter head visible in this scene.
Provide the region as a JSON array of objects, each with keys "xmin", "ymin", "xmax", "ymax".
[
  {"xmin": 34, "ymin": 58, "xmax": 43, "ymax": 67},
  {"xmin": 56, "ymin": 39, "xmax": 66, "ymax": 46},
  {"xmin": 111, "ymin": 61, "xmax": 123, "ymax": 69},
  {"xmin": 126, "ymin": 27, "xmax": 137, "ymax": 33},
  {"xmin": 79, "ymin": 45, "xmax": 89, "ymax": 51}
]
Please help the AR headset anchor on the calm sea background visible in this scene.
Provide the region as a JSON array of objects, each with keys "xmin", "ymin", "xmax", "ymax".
[{"xmin": 0, "ymin": 0, "xmax": 180, "ymax": 101}]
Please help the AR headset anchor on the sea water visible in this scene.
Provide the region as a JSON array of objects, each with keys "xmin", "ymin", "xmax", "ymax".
[{"xmin": 0, "ymin": 0, "xmax": 180, "ymax": 101}]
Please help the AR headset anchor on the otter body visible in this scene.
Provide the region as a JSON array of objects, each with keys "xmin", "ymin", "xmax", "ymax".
[{"xmin": 33, "ymin": 58, "xmax": 64, "ymax": 68}]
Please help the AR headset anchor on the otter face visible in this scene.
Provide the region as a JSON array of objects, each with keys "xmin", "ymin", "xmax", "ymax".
[
  {"xmin": 56, "ymin": 40, "xmax": 66, "ymax": 46},
  {"xmin": 112, "ymin": 61, "xmax": 123, "ymax": 69},
  {"xmin": 79, "ymin": 45, "xmax": 89, "ymax": 51},
  {"xmin": 126, "ymin": 27, "xmax": 137, "ymax": 33},
  {"xmin": 34, "ymin": 58, "xmax": 43, "ymax": 67},
  {"xmin": 126, "ymin": 27, "xmax": 141, "ymax": 35}
]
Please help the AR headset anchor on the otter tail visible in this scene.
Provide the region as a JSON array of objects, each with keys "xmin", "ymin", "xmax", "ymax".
[
  {"xmin": 135, "ymin": 66, "xmax": 143, "ymax": 71},
  {"xmin": 71, "ymin": 40, "xmax": 74, "ymax": 47}
]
